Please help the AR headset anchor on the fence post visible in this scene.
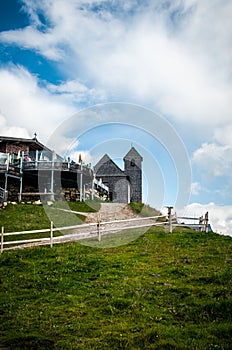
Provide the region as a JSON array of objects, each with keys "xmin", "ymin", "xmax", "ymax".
[
  {"xmin": 166, "ymin": 206, "xmax": 173, "ymax": 233},
  {"xmin": 50, "ymin": 221, "xmax": 53, "ymax": 248},
  {"xmin": 199, "ymin": 215, "xmax": 203, "ymax": 232},
  {"xmin": 1, "ymin": 226, "xmax": 4, "ymax": 254},
  {"xmin": 205, "ymin": 212, "xmax": 209, "ymax": 233},
  {"xmin": 97, "ymin": 213, "xmax": 101, "ymax": 242}
]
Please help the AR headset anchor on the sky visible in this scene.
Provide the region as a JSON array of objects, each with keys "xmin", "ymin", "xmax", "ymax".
[{"xmin": 0, "ymin": 0, "xmax": 232, "ymax": 235}]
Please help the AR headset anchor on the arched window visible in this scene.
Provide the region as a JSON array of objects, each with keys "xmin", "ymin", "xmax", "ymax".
[{"xmin": 130, "ymin": 158, "xmax": 135, "ymax": 167}]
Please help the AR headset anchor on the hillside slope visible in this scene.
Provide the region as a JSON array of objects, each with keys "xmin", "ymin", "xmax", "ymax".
[{"xmin": 0, "ymin": 227, "xmax": 231, "ymax": 349}]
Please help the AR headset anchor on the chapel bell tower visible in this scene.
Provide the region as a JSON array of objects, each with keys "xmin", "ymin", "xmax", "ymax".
[{"xmin": 124, "ymin": 147, "xmax": 143, "ymax": 202}]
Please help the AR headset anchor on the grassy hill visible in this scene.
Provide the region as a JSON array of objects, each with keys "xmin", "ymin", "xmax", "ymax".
[
  {"xmin": 0, "ymin": 201, "xmax": 100, "ymax": 233},
  {"xmin": 129, "ymin": 202, "xmax": 163, "ymax": 218},
  {"xmin": 0, "ymin": 225, "xmax": 231, "ymax": 349}
]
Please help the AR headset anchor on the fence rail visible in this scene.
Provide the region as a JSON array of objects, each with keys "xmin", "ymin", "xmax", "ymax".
[
  {"xmin": 0, "ymin": 209, "xmax": 210, "ymax": 253},
  {"xmin": 1, "ymin": 215, "xmax": 166, "ymax": 252}
]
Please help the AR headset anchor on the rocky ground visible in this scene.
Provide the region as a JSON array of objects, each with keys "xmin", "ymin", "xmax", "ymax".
[{"xmin": 84, "ymin": 202, "xmax": 140, "ymax": 223}]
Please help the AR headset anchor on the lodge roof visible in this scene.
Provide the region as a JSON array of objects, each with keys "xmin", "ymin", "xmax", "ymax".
[{"xmin": 0, "ymin": 135, "xmax": 52, "ymax": 152}]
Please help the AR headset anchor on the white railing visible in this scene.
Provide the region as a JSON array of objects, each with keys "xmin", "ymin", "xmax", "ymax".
[
  {"xmin": 0, "ymin": 214, "xmax": 166, "ymax": 253},
  {"xmin": 0, "ymin": 209, "xmax": 210, "ymax": 253},
  {"xmin": 0, "ymin": 187, "xmax": 7, "ymax": 202},
  {"xmin": 93, "ymin": 178, "xmax": 109, "ymax": 192}
]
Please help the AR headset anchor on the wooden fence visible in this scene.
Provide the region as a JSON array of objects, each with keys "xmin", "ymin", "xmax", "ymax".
[
  {"xmin": 0, "ymin": 214, "xmax": 165, "ymax": 252},
  {"xmin": 0, "ymin": 209, "xmax": 210, "ymax": 253},
  {"xmin": 176, "ymin": 211, "xmax": 209, "ymax": 233}
]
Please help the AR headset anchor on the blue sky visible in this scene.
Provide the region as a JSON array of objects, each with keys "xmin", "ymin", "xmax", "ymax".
[{"xmin": 0, "ymin": 0, "xmax": 232, "ymax": 235}]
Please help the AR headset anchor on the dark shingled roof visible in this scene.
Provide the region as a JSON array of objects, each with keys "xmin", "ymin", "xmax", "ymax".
[
  {"xmin": 123, "ymin": 146, "xmax": 143, "ymax": 161},
  {"xmin": 0, "ymin": 135, "xmax": 52, "ymax": 152}
]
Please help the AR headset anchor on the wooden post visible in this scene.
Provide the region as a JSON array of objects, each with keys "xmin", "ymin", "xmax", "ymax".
[
  {"xmin": 19, "ymin": 154, "xmax": 23, "ymax": 202},
  {"xmin": 1, "ymin": 226, "xmax": 4, "ymax": 254},
  {"xmin": 6, "ymin": 153, "xmax": 9, "ymax": 171},
  {"xmin": 97, "ymin": 213, "xmax": 101, "ymax": 242},
  {"xmin": 166, "ymin": 206, "xmax": 173, "ymax": 233},
  {"xmin": 91, "ymin": 176, "xmax": 94, "ymax": 200},
  {"xmin": 80, "ymin": 162, "xmax": 83, "ymax": 201},
  {"xmin": 4, "ymin": 154, "xmax": 9, "ymax": 197},
  {"xmin": 18, "ymin": 179, "xmax": 22, "ymax": 202},
  {"xmin": 50, "ymin": 151, "xmax": 55, "ymax": 201},
  {"xmin": 83, "ymin": 184, "xmax": 86, "ymax": 202},
  {"xmin": 199, "ymin": 215, "xmax": 203, "ymax": 232},
  {"xmin": 50, "ymin": 221, "xmax": 53, "ymax": 248},
  {"xmin": 4, "ymin": 174, "xmax": 8, "ymax": 199},
  {"xmin": 35, "ymin": 150, "xmax": 38, "ymax": 168},
  {"xmin": 205, "ymin": 212, "xmax": 209, "ymax": 233}
]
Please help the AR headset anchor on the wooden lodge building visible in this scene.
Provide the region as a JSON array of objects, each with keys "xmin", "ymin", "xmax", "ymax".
[
  {"xmin": 0, "ymin": 135, "xmax": 101, "ymax": 202},
  {"xmin": 0, "ymin": 136, "xmax": 143, "ymax": 204}
]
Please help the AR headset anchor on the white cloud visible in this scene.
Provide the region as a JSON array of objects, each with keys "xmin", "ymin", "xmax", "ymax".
[
  {"xmin": 1, "ymin": 0, "xmax": 231, "ymax": 127},
  {"xmin": 0, "ymin": 112, "xmax": 30, "ymax": 138},
  {"xmin": 191, "ymin": 124, "xmax": 232, "ymax": 203},
  {"xmin": 214, "ymin": 124, "xmax": 232, "ymax": 147},
  {"xmin": 190, "ymin": 182, "xmax": 201, "ymax": 195},
  {"xmin": 0, "ymin": 1, "xmax": 232, "ymax": 213},
  {"xmin": 192, "ymin": 142, "xmax": 232, "ymax": 180},
  {"xmin": 0, "ymin": 65, "xmax": 75, "ymax": 142},
  {"xmin": 0, "ymin": 2, "xmax": 231, "ymax": 168},
  {"xmin": 178, "ymin": 202, "xmax": 232, "ymax": 236},
  {"xmin": 47, "ymin": 80, "xmax": 106, "ymax": 103},
  {"xmin": 0, "ymin": 65, "xmax": 108, "ymax": 147},
  {"xmin": 0, "ymin": 65, "xmax": 108, "ymax": 154},
  {"xmin": 0, "ymin": 26, "xmax": 63, "ymax": 61}
]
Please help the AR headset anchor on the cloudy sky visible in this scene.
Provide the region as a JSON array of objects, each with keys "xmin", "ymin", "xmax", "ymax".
[{"xmin": 0, "ymin": 0, "xmax": 232, "ymax": 235}]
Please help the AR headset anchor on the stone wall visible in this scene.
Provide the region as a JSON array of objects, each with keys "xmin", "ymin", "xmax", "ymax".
[
  {"xmin": 99, "ymin": 175, "xmax": 129, "ymax": 203},
  {"xmin": 124, "ymin": 161, "xmax": 142, "ymax": 202},
  {"xmin": 124, "ymin": 164, "xmax": 142, "ymax": 202},
  {"xmin": 113, "ymin": 177, "xmax": 130, "ymax": 203},
  {"xmin": 95, "ymin": 155, "xmax": 129, "ymax": 203},
  {"xmin": 0, "ymin": 142, "xmax": 29, "ymax": 155},
  {"xmin": 5, "ymin": 178, "xmax": 21, "ymax": 201},
  {"xmin": 59, "ymin": 188, "xmax": 79, "ymax": 201}
]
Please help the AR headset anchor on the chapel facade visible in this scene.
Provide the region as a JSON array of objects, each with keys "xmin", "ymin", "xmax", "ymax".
[{"xmin": 94, "ymin": 147, "xmax": 143, "ymax": 203}]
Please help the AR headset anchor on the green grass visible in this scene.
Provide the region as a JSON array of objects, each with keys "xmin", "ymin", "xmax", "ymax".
[
  {"xmin": 82, "ymin": 227, "xmax": 146, "ymax": 248},
  {"xmin": 0, "ymin": 227, "xmax": 231, "ymax": 349},
  {"xmin": 0, "ymin": 201, "xmax": 100, "ymax": 246},
  {"xmin": 0, "ymin": 201, "xmax": 99, "ymax": 233},
  {"xmin": 129, "ymin": 202, "xmax": 165, "ymax": 220},
  {"xmin": 55, "ymin": 199, "xmax": 101, "ymax": 213}
]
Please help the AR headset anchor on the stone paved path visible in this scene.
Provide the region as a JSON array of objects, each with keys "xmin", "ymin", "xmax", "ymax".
[
  {"xmin": 85, "ymin": 202, "xmax": 139, "ymax": 223},
  {"xmin": 68, "ymin": 202, "xmax": 161, "ymax": 238}
]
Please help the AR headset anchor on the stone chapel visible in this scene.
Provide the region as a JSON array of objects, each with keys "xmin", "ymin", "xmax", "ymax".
[{"xmin": 94, "ymin": 147, "xmax": 143, "ymax": 203}]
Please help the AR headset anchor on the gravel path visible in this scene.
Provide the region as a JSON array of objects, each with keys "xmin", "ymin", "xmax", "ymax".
[{"xmin": 85, "ymin": 202, "xmax": 140, "ymax": 222}]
